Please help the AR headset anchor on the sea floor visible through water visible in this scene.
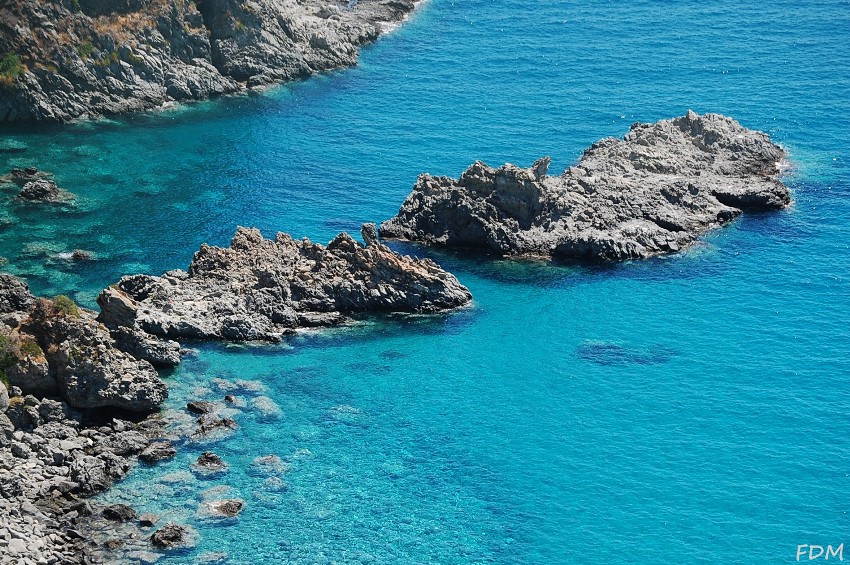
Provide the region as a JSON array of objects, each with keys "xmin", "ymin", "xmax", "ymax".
[{"xmin": 1, "ymin": 0, "xmax": 849, "ymax": 562}]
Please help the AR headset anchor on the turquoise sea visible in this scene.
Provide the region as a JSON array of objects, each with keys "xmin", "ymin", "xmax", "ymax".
[{"xmin": 2, "ymin": 0, "xmax": 850, "ymax": 562}]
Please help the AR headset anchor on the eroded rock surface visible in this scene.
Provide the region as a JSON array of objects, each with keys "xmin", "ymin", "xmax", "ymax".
[
  {"xmin": 380, "ymin": 111, "xmax": 791, "ymax": 261},
  {"xmin": 98, "ymin": 224, "xmax": 471, "ymax": 342},
  {"xmin": 0, "ymin": 0, "xmax": 417, "ymax": 122}
]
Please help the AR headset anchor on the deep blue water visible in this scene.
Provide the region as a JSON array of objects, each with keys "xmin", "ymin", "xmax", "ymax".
[{"xmin": 2, "ymin": 0, "xmax": 850, "ymax": 562}]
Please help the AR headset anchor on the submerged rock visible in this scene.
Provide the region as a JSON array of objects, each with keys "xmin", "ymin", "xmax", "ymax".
[
  {"xmin": 98, "ymin": 224, "xmax": 471, "ymax": 343},
  {"xmin": 380, "ymin": 111, "xmax": 791, "ymax": 261},
  {"xmin": 198, "ymin": 498, "xmax": 244, "ymax": 520}
]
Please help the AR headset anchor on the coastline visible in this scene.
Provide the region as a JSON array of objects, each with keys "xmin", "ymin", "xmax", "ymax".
[{"xmin": 0, "ymin": 0, "xmax": 422, "ymax": 123}]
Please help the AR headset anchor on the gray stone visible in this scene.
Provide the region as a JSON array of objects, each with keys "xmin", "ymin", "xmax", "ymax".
[
  {"xmin": 139, "ymin": 440, "xmax": 176, "ymax": 463},
  {"xmin": 0, "ymin": 0, "xmax": 418, "ymax": 123},
  {"xmin": 99, "ymin": 224, "xmax": 471, "ymax": 343},
  {"xmin": 380, "ymin": 111, "xmax": 791, "ymax": 262}
]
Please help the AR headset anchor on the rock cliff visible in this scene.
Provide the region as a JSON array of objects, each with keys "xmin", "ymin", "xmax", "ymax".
[
  {"xmin": 98, "ymin": 223, "xmax": 472, "ymax": 343},
  {"xmin": 0, "ymin": 0, "xmax": 416, "ymax": 122},
  {"xmin": 380, "ymin": 111, "xmax": 792, "ymax": 261}
]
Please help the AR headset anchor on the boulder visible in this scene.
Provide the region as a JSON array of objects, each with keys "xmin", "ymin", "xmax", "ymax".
[
  {"xmin": 139, "ymin": 441, "xmax": 177, "ymax": 463},
  {"xmin": 150, "ymin": 523, "xmax": 196, "ymax": 550},
  {"xmin": 102, "ymin": 503, "xmax": 137, "ymax": 522}
]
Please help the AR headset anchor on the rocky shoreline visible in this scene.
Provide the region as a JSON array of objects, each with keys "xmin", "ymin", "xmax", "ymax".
[
  {"xmin": 380, "ymin": 111, "xmax": 792, "ymax": 261},
  {"xmin": 0, "ymin": 222, "xmax": 470, "ymax": 563},
  {"xmin": 0, "ymin": 0, "xmax": 418, "ymax": 122}
]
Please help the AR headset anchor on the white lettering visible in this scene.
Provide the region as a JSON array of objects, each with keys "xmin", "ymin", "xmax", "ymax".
[
  {"xmin": 826, "ymin": 544, "xmax": 844, "ymax": 560},
  {"xmin": 811, "ymin": 546, "xmax": 826, "ymax": 560},
  {"xmin": 799, "ymin": 546, "xmax": 810, "ymax": 561}
]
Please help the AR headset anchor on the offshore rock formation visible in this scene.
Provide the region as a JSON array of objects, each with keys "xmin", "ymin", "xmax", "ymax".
[
  {"xmin": 0, "ymin": 0, "xmax": 417, "ymax": 122},
  {"xmin": 380, "ymin": 111, "xmax": 792, "ymax": 261},
  {"xmin": 97, "ymin": 223, "xmax": 472, "ymax": 342},
  {"xmin": 1, "ymin": 167, "xmax": 76, "ymax": 203}
]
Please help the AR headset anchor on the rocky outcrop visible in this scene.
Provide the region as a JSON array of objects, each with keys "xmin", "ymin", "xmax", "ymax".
[
  {"xmin": 22, "ymin": 298, "xmax": 167, "ymax": 412},
  {"xmin": 0, "ymin": 275, "xmax": 168, "ymax": 412},
  {"xmin": 0, "ymin": 0, "xmax": 417, "ymax": 122},
  {"xmin": 0, "ymin": 273, "xmax": 33, "ymax": 315},
  {"xmin": 1, "ymin": 168, "xmax": 75, "ymax": 203},
  {"xmin": 380, "ymin": 111, "xmax": 792, "ymax": 261},
  {"xmin": 97, "ymin": 223, "xmax": 471, "ymax": 343}
]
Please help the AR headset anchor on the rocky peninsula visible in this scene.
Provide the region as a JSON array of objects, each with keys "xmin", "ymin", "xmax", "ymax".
[
  {"xmin": 380, "ymin": 111, "xmax": 792, "ymax": 261},
  {"xmin": 0, "ymin": 223, "xmax": 469, "ymax": 562},
  {"xmin": 0, "ymin": 0, "xmax": 417, "ymax": 122}
]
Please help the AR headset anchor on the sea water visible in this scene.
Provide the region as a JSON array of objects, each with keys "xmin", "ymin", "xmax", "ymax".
[{"xmin": 1, "ymin": 0, "xmax": 849, "ymax": 562}]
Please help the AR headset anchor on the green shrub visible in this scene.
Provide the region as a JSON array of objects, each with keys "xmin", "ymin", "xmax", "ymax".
[
  {"xmin": 19, "ymin": 339, "xmax": 43, "ymax": 359},
  {"xmin": 0, "ymin": 335, "xmax": 17, "ymax": 390},
  {"xmin": 77, "ymin": 41, "xmax": 95, "ymax": 60},
  {"xmin": 53, "ymin": 295, "xmax": 81, "ymax": 317},
  {"xmin": 0, "ymin": 53, "xmax": 22, "ymax": 86}
]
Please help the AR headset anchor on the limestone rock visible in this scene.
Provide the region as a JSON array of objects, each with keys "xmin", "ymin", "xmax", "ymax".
[
  {"xmin": 0, "ymin": 274, "xmax": 34, "ymax": 314},
  {"xmin": 380, "ymin": 112, "xmax": 791, "ymax": 261}
]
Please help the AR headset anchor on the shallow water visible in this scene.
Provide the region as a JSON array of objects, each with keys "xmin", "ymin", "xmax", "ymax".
[{"xmin": 2, "ymin": 0, "xmax": 850, "ymax": 562}]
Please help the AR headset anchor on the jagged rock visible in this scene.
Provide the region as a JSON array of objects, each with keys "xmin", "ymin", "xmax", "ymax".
[
  {"xmin": 102, "ymin": 503, "xmax": 137, "ymax": 522},
  {"xmin": 96, "ymin": 430, "xmax": 149, "ymax": 456},
  {"xmin": 0, "ymin": 0, "xmax": 418, "ymax": 122},
  {"xmin": 0, "ymin": 385, "xmax": 8, "ymax": 413},
  {"xmin": 6, "ymin": 354, "xmax": 55, "ymax": 397},
  {"xmin": 0, "ymin": 274, "xmax": 34, "ymax": 314},
  {"xmin": 380, "ymin": 112, "xmax": 792, "ymax": 261},
  {"xmin": 17, "ymin": 179, "xmax": 73, "ymax": 203},
  {"xmin": 22, "ymin": 298, "xmax": 167, "ymax": 412},
  {"xmin": 69, "ymin": 455, "xmax": 110, "ymax": 494},
  {"xmin": 139, "ymin": 440, "xmax": 177, "ymax": 463},
  {"xmin": 150, "ymin": 523, "xmax": 195, "ymax": 550},
  {"xmin": 191, "ymin": 451, "xmax": 229, "ymax": 477},
  {"xmin": 99, "ymin": 224, "xmax": 471, "ymax": 342}
]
